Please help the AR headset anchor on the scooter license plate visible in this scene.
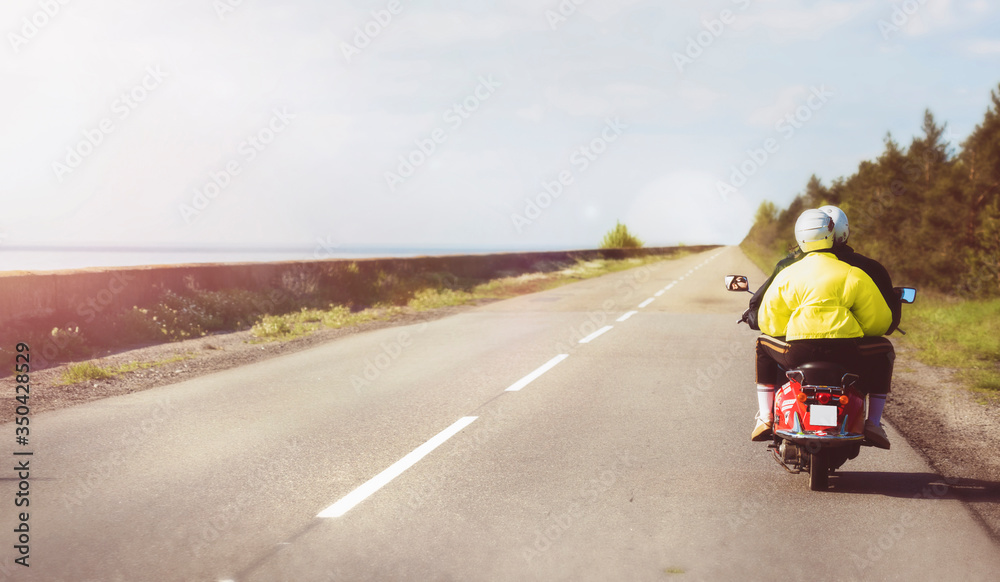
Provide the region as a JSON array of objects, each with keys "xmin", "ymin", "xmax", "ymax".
[{"xmin": 809, "ymin": 405, "xmax": 838, "ymax": 427}]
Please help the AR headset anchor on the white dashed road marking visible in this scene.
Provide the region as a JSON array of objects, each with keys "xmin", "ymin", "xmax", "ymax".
[
  {"xmin": 617, "ymin": 311, "xmax": 638, "ymax": 322},
  {"xmin": 505, "ymin": 354, "xmax": 569, "ymax": 392},
  {"xmin": 579, "ymin": 325, "xmax": 613, "ymax": 344},
  {"xmin": 317, "ymin": 416, "xmax": 478, "ymax": 518}
]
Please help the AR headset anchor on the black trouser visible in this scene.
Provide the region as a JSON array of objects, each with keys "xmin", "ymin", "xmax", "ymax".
[{"xmin": 756, "ymin": 336, "xmax": 895, "ymax": 395}]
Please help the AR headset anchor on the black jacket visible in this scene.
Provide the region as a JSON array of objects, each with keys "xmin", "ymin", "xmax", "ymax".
[{"xmin": 747, "ymin": 245, "xmax": 901, "ymax": 334}]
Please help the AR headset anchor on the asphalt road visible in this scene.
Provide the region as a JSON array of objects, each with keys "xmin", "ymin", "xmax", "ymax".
[{"xmin": 2, "ymin": 246, "xmax": 999, "ymax": 581}]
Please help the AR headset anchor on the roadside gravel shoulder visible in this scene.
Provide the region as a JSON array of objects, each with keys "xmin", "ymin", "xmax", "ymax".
[{"xmin": 886, "ymin": 343, "xmax": 1000, "ymax": 541}]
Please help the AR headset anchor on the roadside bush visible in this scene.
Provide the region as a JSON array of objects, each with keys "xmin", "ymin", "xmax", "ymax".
[
  {"xmin": 113, "ymin": 307, "xmax": 166, "ymax": 344},
  {"xmin": 251, "ymin": 315, "xmax": 300, "ymax": 340},
  {"xmin": 49, "ymin": 326, "xmax": 90, "ymax": 359},
  {"xmin": 600, "ymin": 221, "xmax": 644, "ymax": 249},
  {"xmin": 150, "ymin": 290, "xmax": 220, "ymax": 340},
  {"xmin": 196, "ymin": 289, "xmax": 272, "ymax": 330}
]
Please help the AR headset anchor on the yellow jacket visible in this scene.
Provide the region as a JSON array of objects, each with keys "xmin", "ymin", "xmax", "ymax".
[{"xmin": 760, "ymin": 252, "xmax": 892, "ymax": 340}]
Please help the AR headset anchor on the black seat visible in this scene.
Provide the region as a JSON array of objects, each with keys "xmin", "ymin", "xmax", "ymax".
[{"xmin": 795, "ymin": 362, "xmax": 848, "ymax": 386}]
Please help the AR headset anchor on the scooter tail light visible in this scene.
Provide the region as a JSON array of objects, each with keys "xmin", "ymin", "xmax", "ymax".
[
  {"xmin": 839, "ymin": 394, "xmax": 850, "ymax": 405},
  {"xmin": 796, "ymin": 392, "xmax": 808, "ymax": 403},
  {"xmin": 817, "ymin": 393, "xmax": 831, "ymax": 405}
]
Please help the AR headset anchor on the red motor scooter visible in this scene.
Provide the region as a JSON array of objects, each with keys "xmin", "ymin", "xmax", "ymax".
[{"xmin": 725, "ymin": 275, "xmax": 916, "ymax": 491}]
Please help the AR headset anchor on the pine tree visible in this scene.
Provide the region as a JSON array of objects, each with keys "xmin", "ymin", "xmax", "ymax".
[{"xmin": 960, "ymin": 84, "xmax": 1000, "ymax": 294}]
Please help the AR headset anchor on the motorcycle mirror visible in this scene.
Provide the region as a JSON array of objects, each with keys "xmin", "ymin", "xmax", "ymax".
[
  {"xmin": 897, "ymin": 288, "xmax": 917, "ymax": 304},
  {"xmin": 725, "ymin": 275, "xmax": 751, "ymax": 293}
]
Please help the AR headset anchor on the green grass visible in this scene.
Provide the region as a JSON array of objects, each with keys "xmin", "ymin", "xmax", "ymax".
[
  {"xmin": 60, "ymin": 362, "xmax": 115, "ymax": 384},
  {"xmin": 250, "ymin": 305, "xmax": 403, "ymax": 341},
  {"xmin": 898, "ymin": 294, "xmax": 1000, "ymax": 393},
  {"xmin": 407, "ymin": 288, "xmax": 478, "ymax": 310},
  {"xmin": 59, "ymin": 354, "xmax": 195, "ymax": 385}
]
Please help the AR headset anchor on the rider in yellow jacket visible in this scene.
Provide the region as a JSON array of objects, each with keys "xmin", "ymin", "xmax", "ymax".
[
  {"xmin": 759, "ymin": 252, "xmax": 892, "ymax": 340},
  {"xmin": 753, "ymin": 209, "xmax": 895, "ymax": 449}
]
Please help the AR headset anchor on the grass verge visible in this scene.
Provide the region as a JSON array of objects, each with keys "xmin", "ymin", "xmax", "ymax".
[
  {"xmin": 250, "ymin": 305, "xmax": 403, "ymax": 341},
  {"xmin": 897, "ymin": 294, "xmax": 1000, "ymax": 394},
  {"xmin": 59, "ymin": 354, "xmax": 195, "ymax": 385}
]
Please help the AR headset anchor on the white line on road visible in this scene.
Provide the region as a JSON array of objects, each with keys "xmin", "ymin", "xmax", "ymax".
[
  {"xmin": 664, "ymin": 283, "xmax": 675, "ymax": 290},
  {"xmin": 616, "ymin": 311, "xmax": 638, "ymax": 322},
  {"xmin": 317, "ymin": 416, "xmax": 478, "ymax": 518},
  {"xmin": 579, "ymin": 325, "xmax": 613, "ymax": 343},
  {"xmin": 638, "ymin": 298, "xmax": 654, "ymax": 308},
  {"xmin": 654, "ymin": 289, "xmax": 665, "ymax": 297},
  {"xmin": 505, "ymin": 354, "xmax": 569, "ymax": 392}
]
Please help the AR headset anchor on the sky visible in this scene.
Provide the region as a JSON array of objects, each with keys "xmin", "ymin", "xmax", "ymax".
[{"xmin": 2, "ymin": 0, "xmax": 999, "ymax": 270}]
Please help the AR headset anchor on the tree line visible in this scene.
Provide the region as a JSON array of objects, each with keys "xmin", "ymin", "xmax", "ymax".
[{"xmin": 742, "ymin": 83, "xmax": 1000, "ymax": 298}]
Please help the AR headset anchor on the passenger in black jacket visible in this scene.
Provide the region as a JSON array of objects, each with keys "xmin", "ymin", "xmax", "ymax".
[{"xmin": 833, "ymin": 243, "xmax": 901, "ymax": 334}]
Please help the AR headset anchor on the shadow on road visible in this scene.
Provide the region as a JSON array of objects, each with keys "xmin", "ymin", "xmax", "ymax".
[{"xmin": 829, "ymin": 471, "xmax": 1000, "ymax": 503}]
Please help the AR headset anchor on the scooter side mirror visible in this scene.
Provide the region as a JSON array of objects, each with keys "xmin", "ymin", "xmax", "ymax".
[
  {"xmin": 896, "ymin": 287, "xmax": 917, "ymax": 304},
  {"xmin": 725, "ymin": 275, "xmax": 751, "ymax": 293}
]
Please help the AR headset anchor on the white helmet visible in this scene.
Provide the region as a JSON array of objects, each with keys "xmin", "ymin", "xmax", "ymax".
[
  {"xmin": 819, "ymin": 205, "xmax": 850, "ymax": 245},
  {"xmin": 794, "ymin": 209, "xmax": 835, "ymax": 253}
]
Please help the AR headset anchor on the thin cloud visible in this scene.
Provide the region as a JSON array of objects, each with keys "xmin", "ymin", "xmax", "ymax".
[
  {"xmin": 965, "ymin": 39, "xmax": 1000, "ymax": 55},
  {"xmin": 746, "ymin": 86, "xmax": 811, "ymax": 129},
  {"xmin": 735, "ymin": 1, "xmax": 872, "ymax": 41}
]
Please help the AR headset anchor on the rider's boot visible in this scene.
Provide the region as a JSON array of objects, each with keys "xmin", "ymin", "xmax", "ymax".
[
  {"xmin": 864, "ymin": 393, "xmax": 890, "ymax": 449},
  {"xmin": 751, "ymin": 384, "xmax": 775, "ymax": 441}
]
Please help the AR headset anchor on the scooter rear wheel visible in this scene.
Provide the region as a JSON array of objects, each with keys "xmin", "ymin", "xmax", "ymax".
[{"xmin": 809, "ymin": 452, "xmax": 829, "ymax": 491}]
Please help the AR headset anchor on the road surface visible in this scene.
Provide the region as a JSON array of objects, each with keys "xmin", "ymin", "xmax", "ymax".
[{"xmin": 2, "ymin": 246, "xmax": 998, "ymax": 581}]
